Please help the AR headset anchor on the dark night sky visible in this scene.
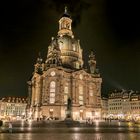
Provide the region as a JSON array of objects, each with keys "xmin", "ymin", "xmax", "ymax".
[{"xmin": 0, "ymin": 0, "xmax": 140, "ymax": 98}]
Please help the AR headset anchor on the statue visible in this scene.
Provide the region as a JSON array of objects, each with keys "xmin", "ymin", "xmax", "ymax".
[
  {"xmin": 67, "ymin": 97, "xmax": 72, "ymax": 111},
  {"xmin": 51, "ymin": 38, "xmax": 60, "ymax": 51},
  {"xmin": 88, "ymin": 51, "xmax": 96, "ymax": 74},
  {"xmin": 66, "ymin": 97, "xmax": 72, "ymax": 118}
]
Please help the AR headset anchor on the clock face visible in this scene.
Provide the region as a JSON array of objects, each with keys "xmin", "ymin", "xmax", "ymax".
[
  {"xmin": 50, "ymin": 71, "xmax": 55, "ymax": 76},
  {"xmin": 79, "ymin": 74, "xmax": 83, "ymax": 79}
]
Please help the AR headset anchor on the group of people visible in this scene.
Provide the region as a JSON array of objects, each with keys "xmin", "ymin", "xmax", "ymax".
[{"xmin": 85, "ymin": 118, "xmax": 95, "ymax": 125}]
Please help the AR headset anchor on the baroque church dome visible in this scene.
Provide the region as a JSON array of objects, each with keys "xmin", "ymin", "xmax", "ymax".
[
  {"xmin": 45, "ymin": 7, "xmax": 83, "ymax": 70},
  {"xmin": 28, "ymin": 7, "xmax": 102, "ymax": 121}
]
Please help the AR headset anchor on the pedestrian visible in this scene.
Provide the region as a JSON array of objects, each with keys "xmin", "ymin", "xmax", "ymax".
[{"xmin": 8, "ymin": 122, "xmax": 12, "ymax": 133}]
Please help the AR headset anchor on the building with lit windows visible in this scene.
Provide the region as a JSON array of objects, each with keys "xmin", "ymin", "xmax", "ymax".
[
  {"xmin": 101, "ymin": 97, "xmax": 108, "ymax": 119},
  {"xmin": 27, "ymin": 7, "xmax": 102, "ymax": 120},
  {"xmin": 108, "ymin": 90, "xmax": 140, "ymax": 121},
  {"xmin": 0, "ymin": 97, "xmax": 27, "ymax": 120}
]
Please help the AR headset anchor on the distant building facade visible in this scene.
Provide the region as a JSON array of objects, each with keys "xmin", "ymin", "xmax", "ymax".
[
  {"xmin": 108, "ymin": 90, "xmax": 140, "ymax": 120},
  {"xmin": 0, "ymin": 97, "xmax": 27, "ymax": 120},
  {"xmin": 27, "ymin": 8, "xmax": 102, "ymax": 120},
  {"xmin": 101, "ymin": 97, "xmax": 108, "ymax": 118}
]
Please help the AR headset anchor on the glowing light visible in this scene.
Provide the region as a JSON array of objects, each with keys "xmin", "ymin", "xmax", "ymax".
[
  {"xmin": 28, "ymin": 119, "xmax": 32, "ymax": 130},
  {"xmin": 95, "ymin": 120, "xmax": 99, "ymax": 131},
  {"xmin": 95, "ymin": 112, "xmax": 99, "ymax": 116},
  {"xmin": 73, "ymin": 112, "xmax": 79, "ymax": 120},
  {"xmin": 95, "ymin": 120, "xmax": 99, "ymax": 127},
  {"xmin": 21, "ymin": 120, "xmax": 24, "ymax": 126},
  {"xmin": 75, "ymin": 112, "xmax": 78, "ymax": 115},
  {"xmin": 50, "ymin": 109, "xmax": 53, "ymax": 112},
  {"xmin": 73, "ymin": 127, "xmax": 79, "ymax": 131},
  {"xmin": 118, "ymin": 121, "xmax": 121, "ymax": 126},
  {"xmin": 86, "ymin": 112, "xmax": 92, "ymax": 118}
]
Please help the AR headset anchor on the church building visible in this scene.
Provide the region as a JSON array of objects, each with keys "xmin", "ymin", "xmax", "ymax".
[{"xmin": 27, "ymin": 7, "xmax": 102, "ymax": 120}]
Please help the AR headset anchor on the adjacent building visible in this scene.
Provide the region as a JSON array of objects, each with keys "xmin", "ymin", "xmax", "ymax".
[
  {"xmin": 0, "ymin": 97, "xmax": 27, "ymax": 120},
  {"xmin": 108, "ymin": 90, "xmax": 140, "ymax": 121},
  {"xmin": 101, "ymin": 97, "xmax": 108, "ymax": 119},
  {"xmin": 27, "ymin": 7, "xmax": 102, "ymax": 120}
]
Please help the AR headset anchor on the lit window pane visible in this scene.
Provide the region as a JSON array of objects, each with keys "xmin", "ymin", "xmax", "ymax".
[
  {"xmin": 50, "ymin": 81, "xmax": 56, "ymax": 104},
  {"xmin": 89, "ymin": 90, "xmax": 93, "ymax": 96},
  {"xmin": 79, "ymin": 101, "xmax": 83, "ymax": 105},
  {"xmin": 50, "ymin": 88, "xmax": 55, "ymax": 92},
  {"xmin": 50, "ymin": 81, "xmax": 55, "ymax": 88},
  {"xmin": 64, "ymin": 87, "xmax": 68, "ymax": 93},
  {"xmin": 73, "ymin": 45, "xmax": 76, "ymax": 51},
  {"xmin": 50, "ymin": 93, "xmax": 55, "ymax": 97},
  {"xmin": 79, "ymin": 86, "xmax": 83, "ymax": 94},
  {"xmin": 64, "ymin": 95, "xmax": 68, "ymax": 104},
  {"xmin": 79, "ymin": 85, "xmax": 83, "ymax": 105},
  {"xmin": 50, "ymin": 98, "xmax": 55, "ymax": 104},
  {"xmin": 79, "ymin": 96, "xmax": 83, "ymax": 100}
]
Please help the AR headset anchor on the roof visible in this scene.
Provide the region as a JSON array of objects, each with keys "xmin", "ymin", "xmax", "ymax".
[
  {"xmin": 1, "ymin": 97, "xmax": 27, "ymax": 103},
  {"xmin": 61, "ymin": 6, "xmax": 71, "ymax": 18}
]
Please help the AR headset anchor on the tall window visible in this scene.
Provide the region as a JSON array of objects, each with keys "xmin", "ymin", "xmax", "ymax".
[
  {"xmin": 72, "ymin": 44, "xmax": 76, "ymax": 51},
  {"xmin": 89, "ymin": 85, "xmax": 93, "ymax": 96},
  {"xmin": 64, "ymin": 83, "xmax": 69, "ymax": 104},
  {"xmin": 79, "ymin": 85, "xmax": 84, "ymax": 105},
  {"xmin": 50, "ymin": 81, "xmax": 56, "ymax": 104},
  {"xmin": 76, "ymin": 62, "xmax": 79, "ymax": 69}
]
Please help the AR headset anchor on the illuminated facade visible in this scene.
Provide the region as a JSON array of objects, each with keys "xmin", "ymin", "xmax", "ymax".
[
  {"xmin": 101, "ymin": 97, "xmax": 108, "ymax": 118},
  {"xmin": 27, "ymin": 7, "xmax": 102, "ymax": 120},
  {"xmin": 108, "ymin": 90, "xmax": 140, "ymax": 121},
  {"xmin": 0, "ymin": 97, "xmax": 27, "ymax": 120}
]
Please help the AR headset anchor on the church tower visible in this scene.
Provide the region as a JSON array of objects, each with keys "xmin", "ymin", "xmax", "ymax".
[
  {"xmin": 46, "ymin": 7, "xmax": 83, "ymax": 70},
  {"xmin": 27, "ymin": 7, "xmax": 102, "ymax": 120},
  {"xmin": 58, "ymin": 6, "xmax": 73, "ymax": 37}
]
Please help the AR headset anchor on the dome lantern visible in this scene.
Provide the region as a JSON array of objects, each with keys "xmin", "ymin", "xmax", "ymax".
[{"xmin": 58, "ymin": 7, "xmax": 73, "ymax": 37}]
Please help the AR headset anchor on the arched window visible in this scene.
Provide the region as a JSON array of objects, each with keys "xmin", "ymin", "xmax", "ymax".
[
  {"xmin": 50, "ymin": 81, "xmax": 56, "ymax": 104},
  {"xmin": 76, "ymin": 62, "xmax": 79, "ymax": 69},
  {"xmin": 89, "ymin": 85, "xmax": 93, "ymax": 96},
  {"xmin": 72, "ymin": 44, "xmax": 76, "ymax": 51},
  {"xmin": 79, "ymin": 85, "xmax": 83, "ymax": 105},
  {"xmin": 64, "ymin": 83, "xmax": 69, "ymax": 104}
]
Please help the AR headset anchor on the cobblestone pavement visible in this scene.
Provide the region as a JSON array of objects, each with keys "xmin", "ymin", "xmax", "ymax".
[
  {"xmin": 0, "ymin": 133, "xmax": 140, "ymax": 140},
  {"xmin": 0, "ymin": 121, "xmax": 140, "ymax": 140}
]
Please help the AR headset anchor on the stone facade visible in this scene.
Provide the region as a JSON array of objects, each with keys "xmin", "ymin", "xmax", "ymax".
[
  {"xmin": 27, "ymin": 7, "xmax": 102, "ymax": 120},
  {"xmin": 0, "ymin": 97, "xmax": 27, "ymax": 120},
  {"xmin": 108, "ymin": 90, "xmax": 140, "ymax": 121},
  {"xmin": 101, "ymin": 97, "xmax": 108, "ymax": 118}
]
